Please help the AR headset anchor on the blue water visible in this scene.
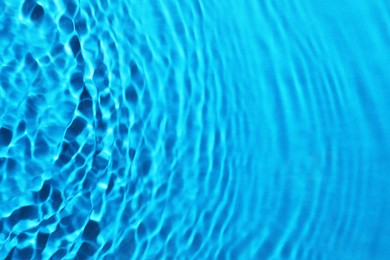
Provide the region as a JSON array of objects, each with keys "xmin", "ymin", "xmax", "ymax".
[{"xmin": 1, "ymin": 0, "xmax": 390, "ymax": 259}]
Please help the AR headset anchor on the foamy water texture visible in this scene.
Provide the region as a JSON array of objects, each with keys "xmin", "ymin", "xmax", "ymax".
[{"xmin": 1, "ymin": 0, "xmax": 390, "ymax": 259}]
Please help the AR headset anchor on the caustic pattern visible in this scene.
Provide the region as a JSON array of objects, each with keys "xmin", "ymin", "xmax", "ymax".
[
  {"xmin": 2, "ymin": 0, "xmax": 390, "ymax": 259},
  {"xmin": 0, "ymin": 0, "xmax": 254, "ymax": 259}
]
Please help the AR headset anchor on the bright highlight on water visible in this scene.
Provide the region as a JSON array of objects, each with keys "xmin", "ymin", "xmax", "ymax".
[{"xmin": 1, "ymin": 0, "xmax": 390, "ymax": 259}]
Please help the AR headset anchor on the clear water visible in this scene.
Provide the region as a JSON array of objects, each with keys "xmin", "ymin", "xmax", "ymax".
[{"xmin": 1, "ymin": 0, "xmax": 390, "ymax": 259}]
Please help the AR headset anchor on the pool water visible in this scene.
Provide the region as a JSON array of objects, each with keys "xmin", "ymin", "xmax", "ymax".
[{"xmin": 1, "ymin": 0, "xmax": 390, "ymax": 259}]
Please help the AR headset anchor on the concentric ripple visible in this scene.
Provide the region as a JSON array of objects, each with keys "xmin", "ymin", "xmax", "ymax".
[{"xmin": 1, "ymin": 0, "xmax": 390, "ymax": 259}]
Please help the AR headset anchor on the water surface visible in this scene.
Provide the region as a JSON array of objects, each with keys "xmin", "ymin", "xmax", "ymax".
[{"xmin": 1, "ymin": 0, "xmax": 390, "ymax": 259}]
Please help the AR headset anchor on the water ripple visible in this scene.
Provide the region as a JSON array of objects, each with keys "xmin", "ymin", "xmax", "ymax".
[{"xmin": 1, "ymin": 0, "xmax": 390, "ymax": 259}]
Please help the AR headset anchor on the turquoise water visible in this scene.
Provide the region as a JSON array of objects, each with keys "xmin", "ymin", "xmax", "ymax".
[{"xmin": 1, "ymin": 0, "xmax": 390, "ymax": 259}]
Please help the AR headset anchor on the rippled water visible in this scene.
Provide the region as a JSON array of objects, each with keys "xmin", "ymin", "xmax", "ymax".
[{"xmin": 1, "ymin": 0, "xmax": 390, "ymax": 259}]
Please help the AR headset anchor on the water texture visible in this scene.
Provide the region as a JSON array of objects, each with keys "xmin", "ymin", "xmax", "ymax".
[{"xmin": 1, "ymin": 0, "xmax": 390, "ymax": 259}]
